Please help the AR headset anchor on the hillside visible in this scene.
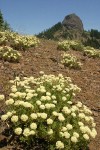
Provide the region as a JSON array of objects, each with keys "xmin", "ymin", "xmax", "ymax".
[
  {"xmin": 37, "ymin": 14, "xmax": 100, "ymax": 49},
  {"xmin": 0, "ymin": 39, "xmax": 100, "ymax": 150}
]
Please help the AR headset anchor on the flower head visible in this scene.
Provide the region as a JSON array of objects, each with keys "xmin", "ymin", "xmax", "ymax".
[
  {"xmin": 21, "ymin": 114, "xmax": 28, "ymax": 122},
  {"xmin": 14, "ymin": 127, "xmax": 22, "ymax": 135},
  {"xmin": 56, "ymin": 141, "xmax": 64, "ymax": 149},
  {"xmin": 47, "ymin": 118, "xmax": 53, "ymax": 124}
]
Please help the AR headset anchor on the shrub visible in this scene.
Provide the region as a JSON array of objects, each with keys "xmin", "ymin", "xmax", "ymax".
[
  {"xmin": 58, "ymin": 40, "xmax": 84, "ymax": 51},
  {"xmin": 1, "ymin": 72, "xmax": 97, "ymax": 149},
  {"xmin": 61, "ymin": 53, "xmax": 82, "ymax": 69},
  {"xmin": 58, "ymin": 41, "xmax": 71, "ymax": 51},
  {"xmin": 70, "ymin": 41, "xmax": 84, "ymax": 51},
  {"xmin": 10, "ymin": 34, "xmax": 40, "ymax": 51},
  {"xmin": 0, "ymin": 46, "xmax": 21, "ymax": 62},
  {"xmin": 0, "ymin": 31, "xmax": 8, "ymax": 45},
  {"xmin": 84, "ymin": 46, "xmax": 100, "ymax": 58},
  {"xmin": 0, "ymin": 31, "xmax": 40, "ymax": 50}
]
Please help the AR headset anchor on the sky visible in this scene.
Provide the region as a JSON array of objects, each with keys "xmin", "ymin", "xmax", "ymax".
[{"xmin": 0, "ymin": 0, "xmax": 100, "ymax": 35}]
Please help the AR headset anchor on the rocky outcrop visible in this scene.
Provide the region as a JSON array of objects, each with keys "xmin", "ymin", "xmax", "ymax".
[
  {"xmin": 62, "ymin": 13, "xmax": 84, "ymax": 33},
  {"xmin": 37, "ymin": 13, "xmax": 84, "ymax": 40}
]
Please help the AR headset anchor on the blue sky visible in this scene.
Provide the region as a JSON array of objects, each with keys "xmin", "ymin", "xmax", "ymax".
[{"xmin": 0, "ymin": 0, "xmax": 100, "ymax": 35}]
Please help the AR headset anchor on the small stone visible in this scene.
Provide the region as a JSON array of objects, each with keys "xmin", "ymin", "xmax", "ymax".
[
  {"xmin": 58, "ymin": 63, "xmax": 64, "ymax": 69},
  {"xmin": 4, "ymin": 61, "xmax": 9, "ymax": 66},
  {"xmin": 93, "ymin": 111, "xmax": 99, "ymax": 117},
  {"xmin": 50, "ymin": 57, "xmax": 58, "ymax": 62},
  {"xmin": 34, "ymin": 53, "xmax": 41, "ymax": 58},
  {"xmin": 1, "ymin": 65, "xmax": 4, "ymax": 69}
]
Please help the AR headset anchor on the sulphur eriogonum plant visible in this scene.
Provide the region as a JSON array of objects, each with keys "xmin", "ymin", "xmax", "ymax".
[
  {"xmin": 84, "ymin": 46, "xmax": 100, "ymax": 58},
  {"xmin": 58, "ymin": 41, "xmax": 71, "ymax": 51},
  {"xmin": 0, "ymin": 46, "xmax": 21, "ymax": 62},
  {"xmin": 61, "ymin": 53, "xmax": 82, "ymax": 69},
  {"xmin": 0, "ymin": 31, "xmax": 40, "ymax": 51},
  {"xmin": 70, "ymin": 41, "xmax": 84, "ymax": 51},
  {"xmin": 1, "ymin": 72, "xmax": 97, "ymax": 149},
  {"xmin": 58, "ymin": 40, "xmax": 84, "ymax": 51}
]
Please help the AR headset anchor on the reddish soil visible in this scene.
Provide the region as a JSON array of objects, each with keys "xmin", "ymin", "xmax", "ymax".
[{"xmin": 0, "ymin": 39, "xmax": 100, "ymax": 150}]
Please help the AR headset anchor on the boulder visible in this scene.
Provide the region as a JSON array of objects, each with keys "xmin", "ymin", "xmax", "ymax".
[{"xmin": 62, "ymin": 13, "xmax": 84, "ymax": 33}]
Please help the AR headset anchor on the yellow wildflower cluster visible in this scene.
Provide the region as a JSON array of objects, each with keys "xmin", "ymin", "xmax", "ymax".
[
  {"xmin": 0, "ymin": 31, "xmax": 40, "ymax": 62},
  {"xmin": 0, "ymin": 31, "xmax": 40, "ymax": 51},
  {"xmin": 0, "ymin": 46, "xmax": 21, "ymax": 62},
  {"xmin": 1, "ymin": 72, "xmax": 97, "ymax": 149},
  {"xmin": 58, "ymin": 40, "xmax": 84, "ymax": 51},
  {"xmin": 84, "ymin": 46, "xmax": 100, "ymax": 58},
  {"xmin": 61, "ymin": 53, "xmax": 82, "ymax": 69}
]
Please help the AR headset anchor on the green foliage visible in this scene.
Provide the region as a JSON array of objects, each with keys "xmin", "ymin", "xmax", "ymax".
[
  {"xmin": 61, "ymin": 53, "xmax": 82, "ymax": 69},
  {"xmin": 3, "ymin": 21, "xmax": 11, "ymax": 31},
  {"xmin": 62, "ymin": 31, "xmax": 73, "ymax": 39},
  {"xmin": 0, "ymin": 46, "xmax": 21, "ymax": 62},
  {"xmin": 84, "ymin": 38, "xmax": 100, "ymax": 49},
  {"xmin": 61, "ymin": 29, "xmax": 82, "ymax": 40},
  {"xmin": 0, "ymin": 10, "xmax": 11, "ymax": 31},
  {"xmin": 37, "ymin": 22, "xmax": 62, "ymax": 40},
  {"xmin": 0, "ymin": 10, "xmax": 4, "ymax": 30},
  {"xmin": 83, "ymin": 29, "xmax": 100, "ymax": 49},
  {"xmin": 1, "ymin": 73, "xmax": 97, "ymax": 149},
  {"xmin": 90, "ymin": 29, "xmax": 100, "ymax": 39}
]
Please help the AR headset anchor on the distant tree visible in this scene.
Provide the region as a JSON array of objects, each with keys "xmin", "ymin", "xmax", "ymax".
[
  {"xmin": 83, "ymin": 29, "xmax": 100, "ymax": 49},
  {"xmin": 37, "ymin": 22, "xmax": 62, "ymax": 40},
  {"xmin": 3, "ymin": 21, "xmax": 11, "ymax": 31},
  {"xmin": 0, "ymin": 10, "xmax": 4, "ymax": 30},
  {"xmin": 0, "ymin": 10, "xmax": 12, "ymax": 31},
  {"xmin": 90, "ymin": 29, "xmax": 100, "ymax": 39},
  {"xmin": 84, "ymin": 38, "xmax": 100, "ymax": 49}
]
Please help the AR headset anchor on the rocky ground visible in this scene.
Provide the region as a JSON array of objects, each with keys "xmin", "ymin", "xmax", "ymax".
[{"xmin": 0, "ymin": 39, "xmax": 100, "ymax": 150}]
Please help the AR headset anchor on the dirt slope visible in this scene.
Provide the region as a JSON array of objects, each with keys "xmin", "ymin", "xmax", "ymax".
[{"xmin": 0, "ymin": 39, "xmax": 100, "ymax": 150}]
